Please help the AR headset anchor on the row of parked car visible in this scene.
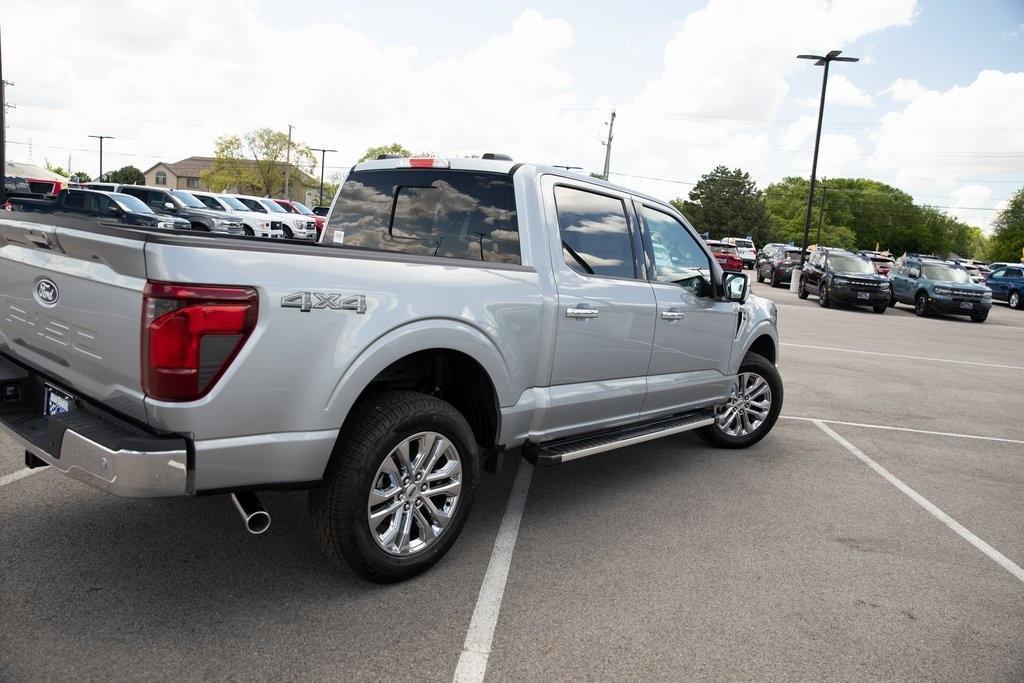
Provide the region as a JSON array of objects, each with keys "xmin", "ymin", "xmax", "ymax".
[{"xmin": 6, "ymin": 182, "xmax": 326, "ymax": 241}]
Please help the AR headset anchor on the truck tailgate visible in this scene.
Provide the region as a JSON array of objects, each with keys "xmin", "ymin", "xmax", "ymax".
[{"xmin": 0, "ymin": 219, "xmax": 149, "ymax": 423}]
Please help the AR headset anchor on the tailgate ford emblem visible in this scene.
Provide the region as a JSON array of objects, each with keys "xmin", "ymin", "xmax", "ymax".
[{"xmin": 34, "ymin": 279, "xmax": 60, "ymax": 307}]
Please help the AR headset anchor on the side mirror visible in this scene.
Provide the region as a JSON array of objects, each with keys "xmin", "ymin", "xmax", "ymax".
[
  {"xmin": 107, "ymin": 205, "xmax": 121, "ymax": 215},
  {"xmin": 724, "ymin": 272, "xmax": 749, "ymax": 303},
  {"xmin": 908, "ymin": 269, "xmax": 920, "ymax": 279},
  {"xmin": 164, "ymin": 202, "xmax": 175, "ymax": 211}
]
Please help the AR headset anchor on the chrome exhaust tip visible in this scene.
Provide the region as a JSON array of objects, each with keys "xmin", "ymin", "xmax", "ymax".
[{"xmin": 230, "ymin": 492, "xmax": 271, "ymax": 535}]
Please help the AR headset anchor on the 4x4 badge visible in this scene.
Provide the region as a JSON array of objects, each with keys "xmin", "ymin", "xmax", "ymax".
[{"xmin": 281, "ymin": 292, "xmax": 366, "ymax": 313}]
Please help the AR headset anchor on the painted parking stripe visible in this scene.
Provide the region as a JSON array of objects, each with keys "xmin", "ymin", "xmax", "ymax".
[
  {"xmin": 782, "ymin": 416, "xmax": 1024, "ymax": 445},
  {"xmin": 814, "ymin": 420, "xmax": 1024, "ymax": 584},
  {"xmin": 454, "ymin": 461, "xmax": 534, "ymax": 683},
  {"xmin": 0, "ymin": 467, "xmax": 44, "ymax": 487},
  {"xmin": 782, "ymin": 342, "xmax": 1024, "ymax": 371}
]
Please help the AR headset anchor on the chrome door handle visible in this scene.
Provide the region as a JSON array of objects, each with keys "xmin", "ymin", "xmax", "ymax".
[
  {"xmin": 661, "ymin": 308, "xmax": 685, "ymax": 321},
  {"xmin": 566, "ymin": 306, "xmax": 599, "ymax": 319}
]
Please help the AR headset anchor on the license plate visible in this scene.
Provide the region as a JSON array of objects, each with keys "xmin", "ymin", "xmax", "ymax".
[
  {"xmin": 857, "ymin": 292, "xmax": 869, "ymax": 299},
  {"xmin": 959, "ymin": 301, "xmax": 973, "ymax": 309},
  {"xmin": 44, "ymin": 386, "xmax": 75, "ymax": 416}
]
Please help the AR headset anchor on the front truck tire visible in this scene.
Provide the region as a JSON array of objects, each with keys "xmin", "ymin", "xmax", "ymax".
[
  {"xmin": 308, "ymin": 390, "xmax": 479, "ymax": 583},
  {"xmin": 698, "ymin": 352, "xmax": 783, "ymax": 449}
]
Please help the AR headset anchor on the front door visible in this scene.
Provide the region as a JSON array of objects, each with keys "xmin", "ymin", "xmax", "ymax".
[
  {"xmin": 636, "ymin": 203, "xmax": 737, "ymax": 418},
  {"xmin": 540, "ymin": 178, "xmax": 656, "ymax": 440}
]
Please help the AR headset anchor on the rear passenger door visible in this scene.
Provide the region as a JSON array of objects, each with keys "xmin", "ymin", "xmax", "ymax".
[{"xmin": 540, "ymin": 177, "xmax": 656, "ymax": 439}]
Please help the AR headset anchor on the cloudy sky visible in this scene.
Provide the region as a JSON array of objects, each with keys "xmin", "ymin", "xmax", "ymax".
[{"xmin": 5, "ymin": 0, "xmax": 1022, "ymax": 229}]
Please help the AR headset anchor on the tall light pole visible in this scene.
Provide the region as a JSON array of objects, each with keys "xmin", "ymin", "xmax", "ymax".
[
  {"xmin": 601, "ymin": 109, "xmax": 616, "ymax": 180},
  {"xmin": 795, "ymin": 50, "xmax": 857, "ymax": 266},
  {"xmin": 88, "ymin": 134, "xmax": 114, "ymax": 180},
  {"xmin": 310, "ymin": 147, "xmax": 336, "ymax": 206},
  {"xmin": 284, "ymin": 124, "xmax": 293, "ymax": 199}
]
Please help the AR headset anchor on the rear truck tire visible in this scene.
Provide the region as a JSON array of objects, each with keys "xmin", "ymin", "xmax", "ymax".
[
  {"xmin": 769, "ymin": 270, "xmax": 779, "ymax": 288},
  {"xmin": 1010, "ymin": 290, "xmax": 1022, "ymax": 309},
  {"xmin": 817, "ymin": 282, "xmax": 831, "ymax": 307},
  {"xmin": 873, "ymin": 303, "xmax": 887, "ymax": 314},
  {"xmin": 914, "ymin": 292, "xmax": 930, "ymax": 317},
  {"xmin": 797, "ymin": 277, "xmax": 809, "ymax": 299},
  {"xmin": 698, "ymin": 352, "xmax": 783, "ymax": 449},
  {"xmin": 308, "ymin": 390, "xmax": 479, "ymax": 583},
  {"xmin": 970, "ymin": 309, "xmax": 988, "ymax": 323}
]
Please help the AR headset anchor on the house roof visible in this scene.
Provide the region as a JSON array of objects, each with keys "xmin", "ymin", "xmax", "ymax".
[{"xmin": 143, "ymin": 156, "xmax": 317, "ymax": 185}]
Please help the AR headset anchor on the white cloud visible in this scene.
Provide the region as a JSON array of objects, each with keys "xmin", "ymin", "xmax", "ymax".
[
  {"xmin": 796, "ymin": 74, "xmax": 873, "ymax": 108},
  {"xmin": 884, "ymin": 77, "xmax": 929, "ymax": 102},
  {"xmin": 1004, "ymin": 23, "xmax": 1023, "ymax": 39}
]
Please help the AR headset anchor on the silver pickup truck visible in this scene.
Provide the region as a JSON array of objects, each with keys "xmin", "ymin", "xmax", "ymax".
[{"xmin": 0, "ymin": 157, "xmax": 781, "ymax": 582}]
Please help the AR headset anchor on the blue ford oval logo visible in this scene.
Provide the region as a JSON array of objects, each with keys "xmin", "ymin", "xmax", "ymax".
[{"xmin": 35, "ymin": 279, "xmax": 59, "ymax": 307}]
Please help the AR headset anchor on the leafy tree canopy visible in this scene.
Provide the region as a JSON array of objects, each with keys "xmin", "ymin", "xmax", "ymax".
[
  {"xmin": 107, "ymin": 165, "xmax": 144, "ymax": 185},
  {"xmin": 357, "ymin": 143, "xmax": 414, "ymax": 163},
  {"xmin": 69, "ymin": 171, "xmax": 91, "ymax": 183},
  {"xmin": 202, "ymin": 128, "xmax": 316, "ymax": 197},
  {"xmin": 670, "ymin": 166, "xmax": 771, "ymax": 245},
  {"xmin": 987, "ymin": 187, "xmax": 1024, "ymax": 263}
]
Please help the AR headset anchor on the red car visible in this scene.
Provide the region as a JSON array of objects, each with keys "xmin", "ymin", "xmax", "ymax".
[
  {"xmin": 274, "ymin": 199, "xmax": 325, "ymax": 235},
  {"xmin": 705, "ymin": 240, "xmax": 744, "ymax": 272}
]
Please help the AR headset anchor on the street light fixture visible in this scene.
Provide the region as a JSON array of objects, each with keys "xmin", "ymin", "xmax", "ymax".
[
  {"xmin": 795, "ymin": 49, "xmax": 858, "ymax": 266},
  {"xmin": 310, "ymin": 147, "xmax": 337, "ymax": 206},
  {"xmin": 87, "ymin": 134, "xmax": 114, "ymax": 180}
]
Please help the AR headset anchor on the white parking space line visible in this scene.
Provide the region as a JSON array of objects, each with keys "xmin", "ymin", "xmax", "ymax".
[
  {"xmin": 454, "ymin": 462, "xmax": 534, "ymax": 683},
  {"xmin": 782, "ymin": 342, "xmax": 1024, "ymax": 371},
  {"xmin": 782, "ymin": 416, "xmax": 1024, "ymax": 445},
  {"xmin": 814, "ymin": 420, "xmax": 1024, "ymax": 584},
  {"xmin": 0, "ymin": 467, "xmax": 44, "ymax": 487}
]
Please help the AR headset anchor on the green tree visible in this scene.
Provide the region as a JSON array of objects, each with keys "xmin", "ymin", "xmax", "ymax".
[
  {"xmin": 69, "ymin": 171, "xmax": 91, "ymax": 183},
  {"xmin": 202, "ymin": 128, "xmax": 316, "ymax": 197},
  {"xmin": 987, "ymin": 187, "xmax": 1024, "ymax": 263},
  {"xmin": 43, "ymin": 161, "xmax": 70, "ymax": 178},
  {"xmin": 670, "ymin": 166, "xmax": 771, "ymax": 244},
  {"xmin": 357, "ymin": 142, "xmax": 413, "ymax": 163},
  {"xmin": 107, "ymin": 165, "xmax": 144, "ymax": 185}
]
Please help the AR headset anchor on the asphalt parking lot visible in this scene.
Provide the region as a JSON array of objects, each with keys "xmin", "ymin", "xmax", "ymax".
[{"xmin": 2, "ymin": 281, "xmax": 1022, "ymax": 681}]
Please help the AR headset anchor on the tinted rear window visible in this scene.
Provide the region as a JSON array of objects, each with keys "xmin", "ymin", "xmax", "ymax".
[{"xmin": 325, "ymin": 170, "xmax": 520, "ymax": 264}]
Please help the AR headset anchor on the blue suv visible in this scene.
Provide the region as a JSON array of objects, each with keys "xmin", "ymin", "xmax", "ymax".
[
  {"xmin": 985, "ymin": 264, "xmax": 1024, "ymax": 310},
  {"xmin": 889, "ymin": 255, "xmax": 992, "ymax": 322}
]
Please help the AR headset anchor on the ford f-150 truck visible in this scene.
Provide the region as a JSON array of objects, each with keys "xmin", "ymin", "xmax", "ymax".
[{"xmin": 0, "ymin": 157, "xmax": 782, "ymax": 582}]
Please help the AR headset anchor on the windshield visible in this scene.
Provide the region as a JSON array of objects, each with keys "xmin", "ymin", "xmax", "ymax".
[
  {"xmin": 169, "ymin": 190, "xmax": 206, "ymax": 208},
  {"xmin": 965, "ymin": 265, "xmax": 980, "ymax": 275},
  {"xmin": 783, "ymin": 249, "xmax": 805, "ymax": 261},
  {"xmin": 709, "ymin": 243, "xmax": 738, "ymax": 254},
  {"xmin": 870, "ymin": 257, "xmax": 893, "ymax": 266},
  {"xmin": 734, "ymin": 239, "xmax": 753, "ymax": 249},
  {"xmin": 828, "ymin": 255, "xmax": 875, "ymax": 274},
  {"xmin": 258, "ymin": 199, "xmax": 288, "ymax": 213},
  {"xmin": 922, "ymin": 264, "xmax": 971, "ymax": 283},
  {"xmin": 218, "ymin": 195, "xmax": 249, "ymax": 211},
  {"xmin": 111, "ymin": 193, "xmax": 153, "ymax": 214},
  {"xmin": 291, "ymin": 201, "xmax": 314, "ymax": 215}
]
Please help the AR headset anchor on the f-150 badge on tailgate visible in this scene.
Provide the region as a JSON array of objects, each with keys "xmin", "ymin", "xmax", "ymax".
[{"xmin": 281, "ymin": 292, "xmax": 366, "ymax": 313}]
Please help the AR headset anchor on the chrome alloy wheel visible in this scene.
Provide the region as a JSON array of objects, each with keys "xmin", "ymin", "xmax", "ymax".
[
  {"xmin": 714, "ymin": 372, "xmax": 773, "ymax": 437},
  {"xmin": 367, "ymin": 431, "xmax": 463, "ymax": 556}
]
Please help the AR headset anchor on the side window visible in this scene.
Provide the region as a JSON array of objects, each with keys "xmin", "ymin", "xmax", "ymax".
[
  {"xmin": 121, "ymin": 187, "xmax": 145, "ymax": 202},
  {"xmin": 240, "ymin": 198, "xmax": 265, "ymax": 212},
  {"xmin": 1006, "ymin": 268, "xmax": 1023, "ymax": 278},
  {"xmin": 62, "ymin": 191, "xmax": 86, "ymax": 211},
  {"xmin": 554, "ymin": 186, "xmax": 634, "ymax": 278},
  {"xmin": 641, "ymin": 206, "xmax": 711, "ymax": 291},
  {"xmin": 86, "ymin": 194, "xmax": 111, "ymax": 214},
  {"xmin": 989, "ymin": 268, "xmax": 1005, "ymax": 279},
  {"xmin": 196, "ymin": 195, "xmax": 221, "ymax": 210},
  {"xmin": 147, "ymin": 191, "xmax": 169, "ymax": 210},
  {"xmin": 326, "ymin": 170, "xmax": 520, "ymax": 264}
]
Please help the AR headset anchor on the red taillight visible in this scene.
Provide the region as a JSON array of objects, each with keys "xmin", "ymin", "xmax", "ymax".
[{"xmin": 142, "ymin": 281, "xmax": 258, "ymax": 402}]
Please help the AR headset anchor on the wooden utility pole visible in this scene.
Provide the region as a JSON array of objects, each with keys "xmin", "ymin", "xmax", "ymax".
[
  {"xmin": 284, "ymin": 124, "xmax": 293, "ymax": 199},
  {"xmin": 601, "ymin": 109, "xmax": 616, "ymax": 180}
]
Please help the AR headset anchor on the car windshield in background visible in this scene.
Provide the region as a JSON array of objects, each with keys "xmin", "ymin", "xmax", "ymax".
[
  {"xmin": 169, "ymin": 190, "xmax": 206, "ymax": 208},
  {"xmin": 325, "ymin": 169, "xmax": 520, "ymax": 264},
  {"xmin": 784, "ymin": 250, "xmax": 804, "ymax": 260},
  {"xmin": 923, "ymin": 264, "xmax": 971, "ymax": 283},
  {"xmin": 219, "ymin": 195, "xmax": 249, "ymax": 211},
  {"xmin": 291, "ymin": 202, "xmax": 315, "ymax": 215},
  {"xmin": 259, "ymin": 199, "xmax": 288, "ymax": 213},
  {"xmin": 735, "ymin": 240, "xmax": 753, "ymax": 249},
  {"xmin": 111, "ymin": 193, "xmax": 153, "ymax": 214},
  {"xmin": 871, "ymin": 257, "xmax": 894, "ymax": 265},
  {"xmin": 709, "ymin": 243, "xmax": 738, "ymax": 254},
  {"xmin": 965, "ymin": 266, "xmax": 980, "ymax": 275},
  {"xmin": 828, "ymin": 255, "xmax": 874, "ymax": 274}
]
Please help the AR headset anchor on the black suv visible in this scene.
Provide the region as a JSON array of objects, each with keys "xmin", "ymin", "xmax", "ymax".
[
  {"xmin": 798, "ymin": 248, "xmax": 891, "ymax": 313},
  {"xmin": 117, "ymin": 186, "xmax": 244, "ymax": 235},
  {"xmin": 755, "ymin": 244, "xmax": 806, "ymax": 287}
]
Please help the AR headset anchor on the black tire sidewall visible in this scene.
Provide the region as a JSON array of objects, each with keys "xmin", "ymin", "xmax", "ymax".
[
  {"xmin": 326, "ymin": 394, "xmax": 479, "ymax": 582},
  {"xmin": 700, "ymin": 354, "xmax": 783, "ymax": 449}
]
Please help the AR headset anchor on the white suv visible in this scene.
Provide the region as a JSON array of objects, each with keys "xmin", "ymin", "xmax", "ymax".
[
  {"xmin": 190, "ymin": 191, "xmax": 285, "ymax": 239},
  {"xmin": 233, "ymin": 195, "xmax": 318, "ymax": 240},
  {"xmin": 723, "ymin": 237, "xmax": 757, "ymax": 269}
]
